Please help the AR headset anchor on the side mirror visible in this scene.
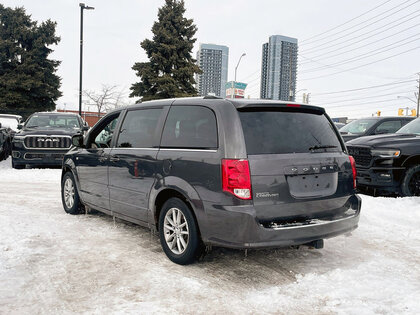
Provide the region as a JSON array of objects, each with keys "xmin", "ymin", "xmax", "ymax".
[
  {"xmin": 72, "ymin": 134, "xmax": 84, "ymax": 148},
  {"xmin": 82, "ymin": 125, "xmax": 89, "ymax": 132},
  {"xmin": 17, "ymin": 124, "xmax": 23, "ymax": 130}
]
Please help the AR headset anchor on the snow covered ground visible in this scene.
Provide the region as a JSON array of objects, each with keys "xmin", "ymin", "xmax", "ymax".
[{"xmin": 0, "ymin": 157, "xmax": 419, "ymax": 314}]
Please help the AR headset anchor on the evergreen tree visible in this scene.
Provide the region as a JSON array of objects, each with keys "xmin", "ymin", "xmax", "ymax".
[
  {"xmin": 130, "ymin": 0, "xmax": 201, "ymax": 101},
  {"xmin": 0, "ymin": 5, "xmax": 61, "ymax": 118}
]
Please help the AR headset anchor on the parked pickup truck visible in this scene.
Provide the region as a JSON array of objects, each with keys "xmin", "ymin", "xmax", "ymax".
[
  {"xmin": 347, "ymin": 117, "xmax": 420, "ymax": 196},
  {"xmin": 11, "ymin": 112, "xmax": 88, "ymax": 169},
  {"xmin": 340, "ymin": 116, "xmax": 414, "ymax": 142}
]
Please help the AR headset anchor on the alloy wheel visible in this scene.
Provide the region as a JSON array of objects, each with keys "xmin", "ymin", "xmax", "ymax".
[
  {"xmin": 64, "ymin": 177, "xmax": 75, "ymax": 208},
  {"xmin": 163, "ymin": 207, "xmax": 190, "ymax": 255}
]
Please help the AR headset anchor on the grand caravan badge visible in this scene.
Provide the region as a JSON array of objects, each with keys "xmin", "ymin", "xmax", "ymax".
[{"xmin": 256, "ymin": 192, "xmax": 279, "ymax": 198}]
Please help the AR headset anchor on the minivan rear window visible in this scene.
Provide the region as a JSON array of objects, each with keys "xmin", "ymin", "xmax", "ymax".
[{"xmin": 238, "ymin": 110, "xmax": 342, "ymax": 155}]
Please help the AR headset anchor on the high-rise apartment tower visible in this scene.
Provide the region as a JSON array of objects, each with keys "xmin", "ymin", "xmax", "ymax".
[
  {"xmin": 260, "ymin": 35, "xmax": 298, "ymax": 101},
  {"xmin": 196, "ymin": 43, "xmax": 229, "ymax": 98}
]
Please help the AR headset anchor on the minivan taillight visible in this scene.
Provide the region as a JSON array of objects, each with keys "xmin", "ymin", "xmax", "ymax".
[
  {"xmin": 349, "ymin": 156, "xmax": 357, "ymax": 189},
  {"xmin": 222, "ymin": 159, "xmax": 252, "ymax": 200}
]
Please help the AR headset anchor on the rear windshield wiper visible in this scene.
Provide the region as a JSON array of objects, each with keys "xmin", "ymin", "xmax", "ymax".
[{"xmin": 309, "ymin": 145, "xmax": 337, "ymax": 151}]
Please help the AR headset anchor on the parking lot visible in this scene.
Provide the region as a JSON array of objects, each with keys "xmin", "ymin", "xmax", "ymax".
[{"xmin": 0, "ymin": 158, "xmax": 419, "ymax": 314}]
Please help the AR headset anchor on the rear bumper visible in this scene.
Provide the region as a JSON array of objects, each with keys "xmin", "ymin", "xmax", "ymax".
[{"xmin": 201, "ymin": 195, "xmax": 361, "ymax": 249}]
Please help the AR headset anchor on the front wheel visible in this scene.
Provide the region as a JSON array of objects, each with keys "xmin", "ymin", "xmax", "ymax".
[
  {"xmin": 61, "ymin": 172, "xmax": 82, "ymax": 214},
  {"xmin": 401, "ymin": 165, "xmax": 420, "ymax": 196},
  {"xmin": 158, "ymin": 197, "xmax": 203, "ymax": 265}
]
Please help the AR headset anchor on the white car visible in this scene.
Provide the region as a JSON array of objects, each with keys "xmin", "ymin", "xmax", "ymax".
[
  {"xmin": 0, "ymin": 114, "xmax": 22, "ymax": 161},
  {"xmin": 0, "ymin": 114, "xmax": 23, "ymax": 132}
]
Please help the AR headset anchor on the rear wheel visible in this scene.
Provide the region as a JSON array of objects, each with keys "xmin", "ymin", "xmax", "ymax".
[
  {"xmin": 0, "ymin": 150, "xmax": 6, "ymax": 161},
  {"xmin": 401, "ymin": 165, "xmax": 420, "ymax": 196},
  {"xmin": 0, "ymin": 139, "xmax": 9, "ymax": 161},
  {"xmin": 61, "ymin": 172, "xmax": 82, "ymax": 214},
  {"xmin": 158, "ymin": 197, "xmax": 203, "ymax": 265}
]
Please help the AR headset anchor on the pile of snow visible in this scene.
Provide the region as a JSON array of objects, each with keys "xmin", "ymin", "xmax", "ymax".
[{"xmin": 0, "ymin": 158, "xmax": 419, "ymax": 313}]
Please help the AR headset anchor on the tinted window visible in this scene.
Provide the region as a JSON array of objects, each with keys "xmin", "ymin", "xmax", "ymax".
[
  {"xmin": 340, "ymin": 119, "xmax": 377, "ymax": 134},
  {"xmin": 117, "ymin": 109, "xmax": 163, "ymax": 148},
  {"xmin": 239, "ymin": 110, "xmax": 342, "ymax": 155},
  {"xmin": 161, "ymin": 106, "xmax": 218, "ymax": 149},
  {"xmin": 375, "ymin": 120, "xmax": 402, "ymax": 134},
  {"xmin": 397, "ymin": 118, "xmax": 420, "ymax": 135},
  {"xmin": 26, "ymin": 115, "xmax": 80, "ymax": 128}
]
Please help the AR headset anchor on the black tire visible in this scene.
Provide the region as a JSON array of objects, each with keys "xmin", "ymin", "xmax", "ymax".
[
  {"xmin": 12, "ymin": 160, "xmax": 25, "ymax": 169},
  {"xmin": 0, "ymin": 149, "xmax": 6, "ymax": 161},
  {"xmin": 61, "ymin": 171, "xmax": 82, "ymax": 214},
  {"xmin": 401, "ymin": 165, "xmax": 420, "ymax": 196},
  {"xmin": 158, "ymin": 197, "xmax": 203, "ymax": 265},
  {"xmin": 0, "ymin": 138, "xmax": 10, "ymax": 161}
]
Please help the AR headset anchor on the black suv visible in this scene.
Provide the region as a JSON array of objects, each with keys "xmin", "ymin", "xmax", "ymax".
[
  {"xmin": 61, "ymin": 97, "xmax": 361, "ymax": 264},
  {"xmin": 340, "ymin": 116, "xmax": 414, "ymax": 142},
  {"xmin": 12, "ymin": 112, "xmax": 88, "ymax": 168},
  {"xmin": 347, "ymin": 117, "xmax": 420, "ymax": 196}
]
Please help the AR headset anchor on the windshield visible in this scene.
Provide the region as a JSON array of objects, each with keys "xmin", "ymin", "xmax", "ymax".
[
  {"xmin": 0, "ymin": 117, "xmax": 19, "ymax": 131},
  {"xmin": 396, "ymin": 118, "xmax": 420, "ymax": 135},
  {"xmin": 340, "ymin": 119, "xmax": 377, "ymax": 134},
  {"xmin": 26, "ymin": 115, "xmax": 81, "ymax": 129},
  {"xmin": 238, "ymin": 110, "xmax": 342, "ymax": 155}
]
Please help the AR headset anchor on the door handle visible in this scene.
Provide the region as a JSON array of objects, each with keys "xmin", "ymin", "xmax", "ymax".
[{"xmin": 110, "ymin": 156, "xmax": 120, "ymax": 162}]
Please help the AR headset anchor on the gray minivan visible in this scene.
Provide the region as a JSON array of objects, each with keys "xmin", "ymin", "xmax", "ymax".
[{"xmin": 62, "ymin": 97, "xmax": 361, "ymax": 264}]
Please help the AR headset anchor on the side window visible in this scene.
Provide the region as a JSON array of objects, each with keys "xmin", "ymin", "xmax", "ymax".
[
  {"xmin": 161, "ymin": 106, "xmax": 218, "ymax": 149},
  {"xmin": 91, "ymin": 115, "xmax": 120, "ymax": 148},
  {"xmin": 401, "ymin": 119, "xmax": 412, "ymax": 126},
  {"xmin": 116, "ymin": 108, "xmax": 163, "ymax": 148},
  {"xmin": 375, "ymin": 120, "xmax": 402, "ymax": 134}
]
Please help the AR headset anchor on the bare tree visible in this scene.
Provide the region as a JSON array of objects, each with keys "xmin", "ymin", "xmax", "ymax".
[{"xmin": 83, "ymin": 85, "xmax": 129, "ymax": 116}]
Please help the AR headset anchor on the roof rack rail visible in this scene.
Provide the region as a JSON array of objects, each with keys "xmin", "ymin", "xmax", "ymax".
[{"xmin": 203, "ymin": 95, "xmax": 223, "ymax": 99}]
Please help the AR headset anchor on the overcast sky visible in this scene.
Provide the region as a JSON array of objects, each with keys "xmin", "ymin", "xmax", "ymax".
[{"xmin": 3, "ymin": 0, "xmax": 420, "ymax": 118}]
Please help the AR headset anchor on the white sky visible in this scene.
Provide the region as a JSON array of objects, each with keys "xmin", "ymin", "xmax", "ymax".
[{"xmin": 3, "ymin": 0, "xmax": 420, "ymax": 118}]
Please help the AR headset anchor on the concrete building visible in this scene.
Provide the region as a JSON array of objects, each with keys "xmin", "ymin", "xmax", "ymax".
[
  {"xmin": 196, "ymin": 44, "xmax": 229, "ymax": 98},
  {"xmin": 260, "ymin": 35, "xmax": 298, "ymax": 101}
]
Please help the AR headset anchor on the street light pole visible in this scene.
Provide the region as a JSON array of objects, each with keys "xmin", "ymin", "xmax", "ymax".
[
  {"xmin": 417, "ymin": 72, "xmax": 420, "ymax": 118},
  {"xmin": 232, "ymin": 53, "xmax": 246, "ymax": 99},
  {"xmin": 234, "ymin": 53, "xmax": 246, "ymax": 83},
  {"xmin": 79, "ymin": 3, "xmax": 94, "ymax": 116}
]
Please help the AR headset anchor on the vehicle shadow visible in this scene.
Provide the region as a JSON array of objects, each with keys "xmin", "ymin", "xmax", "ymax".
[{"xmin": 87, "ymin": 210, "xmax": 370, "ymax": 289}]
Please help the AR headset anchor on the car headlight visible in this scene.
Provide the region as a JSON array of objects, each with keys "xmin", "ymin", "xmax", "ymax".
[
  {"xmin": 12, "ymin": 136, "xmax": 24, "ymax": 142},
  {"xmin": 371, "ymin": 149, "xmax": 400, "ymax": 158}
]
